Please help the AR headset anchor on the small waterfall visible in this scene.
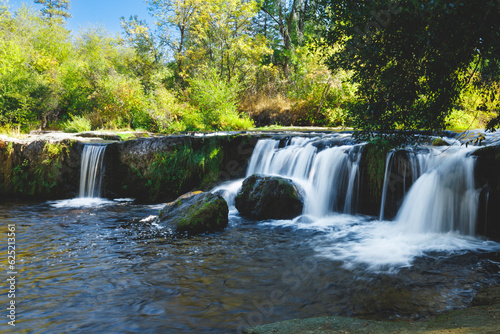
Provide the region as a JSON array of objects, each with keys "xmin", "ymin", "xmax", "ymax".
[
  {"xmin": 79, "ymin": 144, "xmax": 107, "ymax": 198},
  {"xmin": 379, "ymin": 151, "xmax": 395, "ymax": 220},
  {"xmin": 246, "ymin": 137, "xmax": 362, "ymax": 217},
  {"xmin": 379, "ymin": 150, "xmax": 421, "ymax": 220},
  {"xmin": 394, "ymin": 146, "xmax": 479, "ymax": 235}
]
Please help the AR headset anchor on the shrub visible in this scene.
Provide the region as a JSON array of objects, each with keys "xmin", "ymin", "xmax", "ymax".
[
  {"xmin": 62, "ymin": 114, "xmax": 92, "ymax": 133},
  {"xmin": 189, "ymin": 69, "xmax": 253, "ymax": 131}
]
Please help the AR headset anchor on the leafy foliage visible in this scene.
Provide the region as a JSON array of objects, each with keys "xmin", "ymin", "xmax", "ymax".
[
  {"xmin": 320, "ymin": 0, "xmax": 500, "ymax": 134},
  {"xmin": 61, "ymin": 114, "xmax": 91, "ymax": 133},
  {"xmin": 1, "ymin": 1, "xmax": 499, "ymax": 134},
  {"xmin": 189, "ymin": 69, "xmax": 253, "ymax": 131},
  {"xmin": 34, "ymin": 0, "xmax": 71, "ymax": 21}
]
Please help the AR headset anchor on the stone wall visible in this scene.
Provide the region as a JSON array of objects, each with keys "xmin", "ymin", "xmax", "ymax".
[{"xmin": 0, "ymin": 133, "xmax": 260, "ymax": 202}]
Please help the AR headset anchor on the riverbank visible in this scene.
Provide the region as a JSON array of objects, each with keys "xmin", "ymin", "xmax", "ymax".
[{"xmin": 244, "ymin": 285, "xmax": 500, "ymax": 334}]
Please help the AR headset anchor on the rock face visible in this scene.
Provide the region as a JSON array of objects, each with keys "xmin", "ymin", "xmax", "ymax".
[
  {"xmin": 0, "ymin": 138, "xmax": 83, "ymax": 199},
  {"xmin": 105, "ymin": 134, "xmax": 260, "ymax": 202},
  {"xmin": 235, "ymin": 174, "xmax": 304, "ymax": 220},
  {"xmin": 357, "ymin": 141, "xmax": 393, "ymax": 216},
  {"xmin": 473, "ymin": 145, "xmax": 500, "ymax": 240},
  {"xmin": 158, "ymin": 191, "xmax": 229, "ymax": 235}
]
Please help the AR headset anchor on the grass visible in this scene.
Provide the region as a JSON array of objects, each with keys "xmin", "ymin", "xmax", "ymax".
[{"xmin": 61, "ymin": 115, "xmax": 92, "ymax": 133}]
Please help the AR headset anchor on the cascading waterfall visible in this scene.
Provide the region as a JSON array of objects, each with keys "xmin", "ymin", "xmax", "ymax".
[
  {"xmin": 211, "ymin": 134, "xmax": 500, "ymax": 271},
  {"xmin": 79, "ymin": 144, "xmax": 107, "ymax": 198},
  {"xmin": 379, "ymin": 151, "xmax": 395, "ymax": 220},
  {"xmin": 219, "ymin": 134, "xmax": 485, "ymax": 237},
  {"xmin": 245, "ymin": 137, "xmax": 363, "ymax": 217},
  {"xmin": 379, "ymin": 150, "xmax": 421, "ymax": 220},
  {"xmin": 394, "ymin": 146, "xmax": 479, "ymax": 235}
]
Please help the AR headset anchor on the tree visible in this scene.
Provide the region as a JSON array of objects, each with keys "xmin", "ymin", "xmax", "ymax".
[
  {"xmin": 319, "ymin": 0, "xmax": 500, "ymax": 134},
  {"xmin": 120, "ymin": 15, "xmax": 165, "ymax": 92},
  {"xmin": 149, "ymin": 0, "xmax": 270, "ymax": 84},
  {"xmin": 256, "ymin": 0, "xmax": 314, "ymax": 76},
  {"xmin": 34, "ymin": 0, "xmax": 71, "ymax": 21},
  {"xmin": 148, "ymin": 0, "xmax": 198, "ymax": 81}
]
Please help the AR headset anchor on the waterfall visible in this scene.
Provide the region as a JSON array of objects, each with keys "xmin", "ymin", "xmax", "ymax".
[
  {"xmin": 79, "ymin": 144, "xmax": 106, "ymax": 198},
  {"xmin": 220, "ymin": 135, "xmax": 483, "ymax": 237},
  {"xmin": 379, "ymin": 151, "xmax": 394, "ymax": 220},
  {"xmin": 394, "ymin": 146, "xmax": 479, "ymax": 235},
  {"xmin": 379, "ymin": 150, "xmax": 421, "ymax": 220},
  {"xmin": 246, "ymin": 137, "xmax": 363, "ymax": 217}
]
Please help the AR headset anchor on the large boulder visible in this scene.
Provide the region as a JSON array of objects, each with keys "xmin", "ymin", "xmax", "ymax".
[
  {"xmin": 235, "ymin": 174, "xmax": 304, "ymax": 220},
  {"xmin": 159, "ymin": 191, "xmax": 229, "ymax": 234}
]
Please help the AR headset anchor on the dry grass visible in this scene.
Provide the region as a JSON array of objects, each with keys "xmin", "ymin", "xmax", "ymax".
[{"xmin": 240, "ymin": 94, "xmax": 311, "ymax": 127}]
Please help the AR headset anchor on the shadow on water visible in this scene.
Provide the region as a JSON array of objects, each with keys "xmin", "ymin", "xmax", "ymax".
[{"xmin": 1, "ymin": 200, "xmax": 499, "ymax": 333}]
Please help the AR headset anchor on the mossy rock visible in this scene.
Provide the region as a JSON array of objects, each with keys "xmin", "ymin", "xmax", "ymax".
[
  {"xmin": 357, "ymin": 139, "xmax": 394, "ymax": 215},
  {"xmin": 432, "ymin": 137, "xmax": 449, "ymax": 146},
  {"xmin": 158, "ymin": 191, "xmax": 229, "ymax": 235},
  {"xmin": 235, "ymin": 174, "xmax": 304, "ymax": 220}
]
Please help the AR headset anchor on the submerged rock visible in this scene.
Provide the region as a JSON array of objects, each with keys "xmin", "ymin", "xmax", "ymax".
[
  {"xmin": 158, "ymin": 191, "xmax": 229, "ymax": 235},
  {"xmin": 235, "ymin": 174, "xmax": 304, "ymax": 220}
]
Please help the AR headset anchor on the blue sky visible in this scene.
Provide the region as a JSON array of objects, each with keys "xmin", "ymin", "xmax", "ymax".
[{"xmin": 6, "ymin": 0, "xmax": 156, "ymax": 35}]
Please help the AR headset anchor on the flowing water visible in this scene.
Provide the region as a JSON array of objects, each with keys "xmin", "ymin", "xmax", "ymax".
[
  {"xmin": 79, "ymin": 144, "xmax": 107, "ymax": 198},
  {"xmin": 2, "ymin": 133, "xmax": 500, "ymax": 333}
]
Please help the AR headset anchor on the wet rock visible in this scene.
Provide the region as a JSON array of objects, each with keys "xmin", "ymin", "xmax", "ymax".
[
  {"xmin": 471, "ymin": 285, "xmax": 500, "ymax": 306},
  {"xmin": 358, "ymin": 141, "xmax": 393, "ymax": 216},
  {"xmin": 0, "ymin": 138, "xmax": 83, "ymax": 199},
  {"xmin": 473, "ymin": 145, "xmax": 500, "ymax": 240},
  {"xmin": 158, "ymin": 191, "xmax": 229, "ymax": 235},
  {"xmin": 77, "ymin": 131, "xmax": 122, "ymax": 141},
  {"xmin": 378, "ymin": 149, "xmax": 419, "ymax": 219},
  {"xmin": 106, "ymin": 134, "xmax": 260, "ymax": 202},
  {"xmin": 432, "ymin": 137, "xmax": 449, "ymax": 146},
  {"xmin": 235, "ymin": 174, "xmax": 304, "ymax": 220}
]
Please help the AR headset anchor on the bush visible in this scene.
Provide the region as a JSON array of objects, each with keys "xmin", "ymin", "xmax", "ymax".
[
  {"xmin": 62, "ymin": 115, "xmax": 92, "ymax": 133},
  {"xmin": 189, "ymin": 69, "xmax": 253, "ymax": 131}
]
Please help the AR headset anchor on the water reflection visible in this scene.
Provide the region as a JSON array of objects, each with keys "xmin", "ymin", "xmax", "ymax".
[{"xmin": 0, "ymin": 201, "xmax": 499, "ymax": 333}]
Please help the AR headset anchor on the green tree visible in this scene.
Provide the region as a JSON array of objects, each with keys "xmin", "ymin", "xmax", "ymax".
[
  {"xmin": 34, "ymin": 0, "xmax": 71, "ymax": 21},
  {"xmin": 320, "ymin": 0, "xmax": 499, "ymax": 134},
  {"xmin": 148, "ymin": 0, "xmax": 198, "ymax": 82},
  {"xmin": 149, "ymin": 0, "xmax": 270, "ymax": 84},
  {"xmin": 120, "ymin": 15, "xmax": 166, "ymax": 92},
  {"xmin": 257, "ymin": 0, "xmax": 317, "ymax": 76}
]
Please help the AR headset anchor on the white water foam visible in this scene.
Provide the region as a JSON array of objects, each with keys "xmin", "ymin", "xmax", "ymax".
[
  {"xmin": 312, "ymin": 218, "xmax": 500, "ymax": 272},
  {"xmin": 257, "ymin": 214, "xmax": 500, "ymax": 272},
  {"xmin": 244, "ymin": 137, "xmax": 363, "ymax": 216},
  {"xmin": 216, "ymin": 136, "xmax": 500, "ymax": 271},
  {"xmin": 50, "ymin": 197, "xmax": 115, "ymax": 208}
]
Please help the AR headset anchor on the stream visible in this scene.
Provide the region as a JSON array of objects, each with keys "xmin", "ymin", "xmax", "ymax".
[{"xmin": 2, "ymin": 133, "xmax": 500, "ymax": 333}]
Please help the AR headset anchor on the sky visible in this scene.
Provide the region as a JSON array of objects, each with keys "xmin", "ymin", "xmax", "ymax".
[{"xmin": 6, "ymin": 0, "xmax": 156, "ymax": 36}]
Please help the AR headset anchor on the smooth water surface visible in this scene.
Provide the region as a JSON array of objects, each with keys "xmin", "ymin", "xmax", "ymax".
[{"xmin": 1, "ymin": 200, "xmax": 499, "ymax": 333}]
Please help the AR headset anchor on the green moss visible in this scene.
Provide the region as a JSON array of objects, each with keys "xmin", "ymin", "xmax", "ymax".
[
  {"xmin": 432, "ymin": 138, "xmax": 449, "ymax": 146},
  {"xmin": 117, "ymin": 133, "xmax": 137, "ymax": 141},
  {"xmin": 10, "ymin": 141, "xmax": 72, "ymax": 197},
  {"xmin": 6, "ymin": 142, "xmax": 14, "ymax": 155},
  {"xmin": 364, "ymin": 138, "xmax": 393, "ymax": 202},
  {"xmin": 174, "ymin": 195, "xmax": 227, "ymax": 233},
  {"xmin": 138, "ymin": 139, "xmax": 224, "ymax": 201}
]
